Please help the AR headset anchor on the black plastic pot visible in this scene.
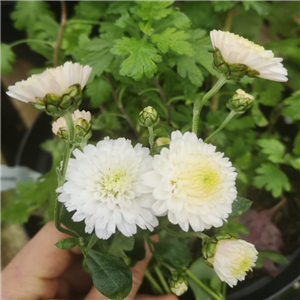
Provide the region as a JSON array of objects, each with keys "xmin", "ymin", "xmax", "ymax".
[{"xmin": 16, "ymin": 113, "xmax": 300, "ymax": 300}]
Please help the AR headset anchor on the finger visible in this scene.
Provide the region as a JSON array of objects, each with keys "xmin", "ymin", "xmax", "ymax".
[
  {"xmin": 1, "ymin": 221, "xmax": 80, "ymax": 299},
  {"xmin": 85, "ymin": 235, "xmax": 159, "ymax": 300}
]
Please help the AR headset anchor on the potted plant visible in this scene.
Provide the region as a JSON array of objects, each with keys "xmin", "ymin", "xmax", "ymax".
[{"xmin": 2, "ymin": 1, "xmax": 299, "ymax": 299}]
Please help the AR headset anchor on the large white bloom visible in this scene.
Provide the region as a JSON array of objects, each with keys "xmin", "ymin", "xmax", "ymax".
[
  {"xmin": 210, "ymin": 30, "xmax": 288, "ymax": 82},
  {"xmin": 6, "ymin": 62, "xmax": 92, "ymax": 103},
  {"xmin": 57, "ymin": 137, "xmax": 158, "ymax": 240},
  {"xmin": 213, "ymin": 239, "xmax": 258, "ymax": 287},
  {"xmin": 143, "ymin": 131, "xmax": 237, "ymax": 232}
]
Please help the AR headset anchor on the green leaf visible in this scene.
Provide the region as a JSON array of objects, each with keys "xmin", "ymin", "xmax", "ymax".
[
  {"xmin": 11, "ymin": 1, "xmax": 54, "ymax": 33},
  {"xmin": 135, "ymin": 1, "xmax": 174, "ymax": 21},
  {"xmin": 1, "ymin": 44, "xmax": 16, "ymax": 75},
  {"xmin": 229, "ymin": 197, "xmax": 252, "ymax": 217},
  {"xmin": 85, "ymin": 250, "xmax": 132, "ymax": 299},
  {"xmin": 62, "ymin": 23, "xmax": 93, "ymax": 55},
  {"xmin": 212, "ymin": 1, "xmax": 236, "ymax": 12},
  {"xmin": 293, "ymin": 130, "xmax": 300, "ymax": 156},
  {"xmin": 258, "ymin": 250, "xmax": 289, "ymax": 264},
  {"xmin": 282, "ymin": 90, "xmax": 300, "ymax": 121},
  {"xmin": 86, "ymin": 76, "xmax": 111, "ymax": 108},
  {"xmin": 242, "ymin": 1, "xmax": 271, "ymax": 17},
  {"xmin": 107, "ymin": 1, "xmax": 132, "ymax": 14},
  {"xmin": 55, "ymin": 238, "xmax": 78, "ymax": 250},
  {"xmin": 257, "ymin": 139, "xmax": 285, "ymax": 163},
  {"xmin": 1, "ymin": 195, "xmax": 35, "ymax": 224},
  {"xmin": 74, "ymin": 1, "xmax": 106, "ymax": 20},
  {"xmin": 151, "ymin": 28, "xmax": 193, "ymax": 55},
  {"xmin": 154, "ymin": 235, "xmax": 192, "ymax": 269},
  {"xmin": 176, "ymin": 55, "xmax": 204, "ymax": 87},
  {"xmin": 284, "ymin": 154, "xmax": 300, "ymax": 171},
  {"xmin": 111, "ymin": 37, "xmax": 162, "ymax": 80},
  {"xmin": 82, "ymin": 35, "xmax": 116, "ymax": 79},
  {"xmin": 188, "ymin": 257, "xmax": 221, "ymax": 300},
  {"xmin": 220, "ymin": 219, "xmax": 249, "ymax": 236},
  {"xmin": 125, "ymin": 235, "xmax": 146, "ymax": 267},
  {"xmin": 115, "ymin": 12, "xmax": 140, "ymax": 39},
  {"xmin": 253, "ymin": 163, "xmax": 291, "ymax": 198},
  {"xmin": 251, "ymin": 101, "xmax": 268, "ymax": 127},
  {"xmin": 110, "ymin": 231, "xmax": 135, "ymax": 263},
  {"xmin": 161, "ymin": 124, "xmax": 175, "ymax": 138}
]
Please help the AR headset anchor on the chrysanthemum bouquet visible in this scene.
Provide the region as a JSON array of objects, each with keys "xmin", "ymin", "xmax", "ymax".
[{"xmin": 3, "ymin": 1, "xmax": 298, "ymax": 300}]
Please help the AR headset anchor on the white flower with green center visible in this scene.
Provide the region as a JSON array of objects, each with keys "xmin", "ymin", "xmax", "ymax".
[
  {"xmin": 57, "ymin": 137, "xmax": 158, "ymax": 239},
  {"xmin": 210, "ymin": 30, "xmax": 288, "ymax": 82},
  {"xmin": 213, "ymin": 239, "xmax": 258, "ymax": 287},
  {"xmin": 6, "ymin": 62, "xmax": 92, "ymax": 103},
  {"xmin": 143, "ymin": 131, "xmax": 237, "ymax": 232}
]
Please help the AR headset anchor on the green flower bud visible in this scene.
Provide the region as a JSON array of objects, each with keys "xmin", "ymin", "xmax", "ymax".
[
  {"xmin": 202, "ymin": 233, "xmax": 239, "ymax": 267},
  {"xmin": 169, "ymin": 272, "xmax": 188, "ymax": 296},
  {"xmin": 52, "ymin": 110, "xmax": 92, "ymax": 144},
  {"xmin": 213, "ymin": 48, "xmax": 259, "ymax": 81},
  {"xmin": 138, "ymin": 106, "xmax": 159, "ymax": 127},
  {"xmin": 227, "ymin": 89, "xmax": 254, "ymax": 114},
  {"xmin": 33, "ymin": 84, "xmax": 83, "ymax": 117}
]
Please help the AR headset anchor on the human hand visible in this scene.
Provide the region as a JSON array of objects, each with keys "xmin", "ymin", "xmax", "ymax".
[{"xmin": 1, "ymin": 221, "xmax": 178, "ymax": 300}]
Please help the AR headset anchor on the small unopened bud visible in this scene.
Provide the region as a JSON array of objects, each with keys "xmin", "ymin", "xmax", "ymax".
[
  {"xmin": 155, "ymin": 137, "xmax": 170, "ymax": 147},
  {"xmin": 227, "ymin": 89, "xmax": 254, "ymax": 114},
  {"xmin": 52, "ymin": 110, "xmax": 92, "ymax": 144},
  {"xmin": 33, "ymin": 84, "xmax": 83, "ymax": 117},
  {"xmin": 168, "ymin": 272, "xmax": 188, "ymax": 296},
  {"xmin": 138, "ymin": 106, "xmax": 159, "ymax": 127},
  {"xmin": 213, "ymin": 48, "xmax": 259, "ymax": 81}
]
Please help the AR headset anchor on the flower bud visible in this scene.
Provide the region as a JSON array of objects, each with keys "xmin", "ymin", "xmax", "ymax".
[
  {"xmin": 52, "ymin": 110, "xmax": 92, "ymax": 144},
  {"xmin": 213, "ymin": 48, "xmax": 259, "ymax": 81},
  {"xmin": 138, "ymin": 106, "xmax": 159, "ymax": 127},
  {"xmin": 227, "ymin": 89, "xmax": 254, "ymax": 114},
  {"xmin": 202, "ymin": 234, "xmax": 258, "ymax": 287},
  {"xmin": 168, "ymin": 272, "xmax": 188, "ymax": 296},
  {"xmin": 154, "ymin": 137, "xmax": 170, "ymax": 147},
  {"xmin": 33, "ymin": 84, "xmax": 83, "ymax": 117}
]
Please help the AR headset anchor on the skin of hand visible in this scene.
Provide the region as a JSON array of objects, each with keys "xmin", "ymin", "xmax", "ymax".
[{"xmin": 1, "ymin": 221, "xmax": 178, "ymax": 300}]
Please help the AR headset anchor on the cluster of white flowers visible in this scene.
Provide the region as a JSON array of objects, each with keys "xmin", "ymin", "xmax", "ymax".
[{"xmin": 8, "ymin": 27, "xmax": 282, "ymax": 286}]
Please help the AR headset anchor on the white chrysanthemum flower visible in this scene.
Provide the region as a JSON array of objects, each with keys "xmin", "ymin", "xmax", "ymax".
[
  {"xmin": 213, "ymin": 239, "xmax": 258, "ymax": 287},
  {"xmin": 56, "ymin": 137, "xmax": 158, "ymax": 240},
  {"xmin": 143, "ymin": 131, "xmax": 237, "ymax": 232},
  {"xmin": 6, "ymin": 62, "xmax": 92, "ymax": 103},
  {"xmin": 52, "ymin": 110, "xmax": 91, "ymax": 135},
  {"xmin": 210, "ymin": 30, "xmax": 288, "ymax": 82}
]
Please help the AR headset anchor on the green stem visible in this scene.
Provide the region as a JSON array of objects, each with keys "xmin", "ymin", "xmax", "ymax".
[
  {"xmin": 148, "ymin": 126, "xmax": 156, "ymax": 155},
  {"xmin": 145, "ymin": 269, "xmax": 164, "ymax": 295},
  {"xmin": 186, "ymin": 270, "xmax": 223, "ymax": 300},
  {"xmin": 54, "ymin": 112, "xmax": 76, "ymax": 236},
  {"xmin": 154, "ymin": 266, "xmax": 171, "ymax": 294},
  {"xmin": 222, "ymin": 281, "xmax": 227, "ymax": 298},
  {"xmin": 138, "ymin": 88, "xmax": 160, "ymax": 96},
  {"xmin": 85, "ymin": 233, "xmax": 98, "ymax": 256},
  {"xmin": 162, "ymin": 223, "xmax": 210, "ymax": 242},
  {"xmin": 10, "ymin": 39, "xmax": 54, "ymax": 48},
  {"xmin": 204, "ymin": 111, "xmax": 236, "ymax": 143},
  {"xmin": 167, "ymin": 95, "xmax": 187, "ymax": 105},
  {"xmin": 192, "ymin": 74, "xmax": 227, "ymax": 135}
]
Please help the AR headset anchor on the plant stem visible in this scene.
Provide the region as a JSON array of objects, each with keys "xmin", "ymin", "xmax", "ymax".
[
  {"xmin": 138, "ymin": 88, "xmax": 160, "ymax": 95},
  {"xmin": 222, "ymin": 281, "xmax": 227, "ymax": 298},
  {"xmin": 54, "ymin": 0, "xmax": 67, "ymax": 67},
  {"xmin": 148, "ymin": 126, "xmax": 156, "ymax": 154},
  {"xmin": 154, "ymin": 266, "xmax": 171, "ymax": 294},
  {"xmin": 145, "ymin": 269, "xmax": 164, "ymax": 295},
  {"xmin": 85, "ymin": 233, "xmax": 98, "ymax": 256},
  {"xmin": 204, "ymin": 111, "xmax": 237, "ymax": 142},
  {"xmin": 152, "ymin": 76, "xmax": 171, "ymax": 125},
  {"xmin": 167, "ymin": 95, "xmax": 187, "ymax": 105},
  {"xmin": 186, "ymin": 270, "xmax": 223, "ymax": 300},
  {"xmin": 54, "ymin": 112, "xmax": 76, "ymax": 236},
  {"xmin": 162, "ymin": 223, "xmax": 210, "ymax": 242},
  {"xmin": 10, "ymin": 39, "xmax": 54, "ymax": 48},
  {"xmin": 106, "ymin": 74, "xmax": 138, "ymax": 138},
  {"xmin": 192, "ymin": 74, "xmax": 227, "ymax": 135}
]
